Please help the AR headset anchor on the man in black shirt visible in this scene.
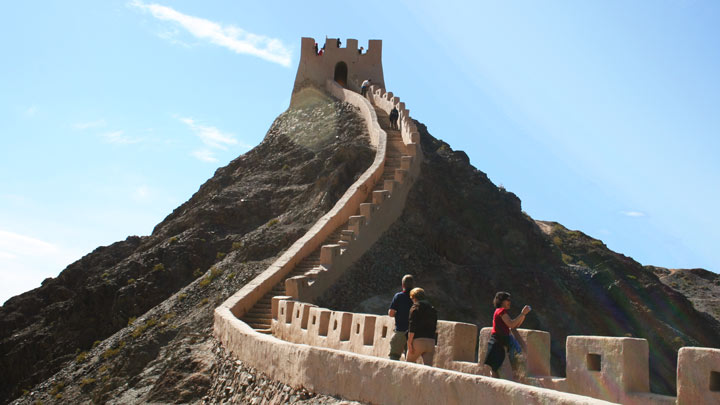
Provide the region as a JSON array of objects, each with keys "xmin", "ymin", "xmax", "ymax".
[{"xmin": 388, "ymin": 274, "xmax": 414, "ymax": 360}]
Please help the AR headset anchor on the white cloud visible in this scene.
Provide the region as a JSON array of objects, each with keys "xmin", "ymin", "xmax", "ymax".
[
  {"xmin": 0, "ymin": 230, "xmax": 81, "ymax": 304},
  {"xmin": 130, "ymin": 1, "xmax": 291, "ymax": 66},
  {"xmin": 101, "ymin": 130, "xmax": 142, "ymax": 145},
  {"xmin": 621, "ymin": 211, "xmax": 646, "ymax": 217},
  {"xmin": 179, "ymin": 117, "xmax": 250, "ymax": 162},
  {"xmin": 191, "ymin": 149, "xmax": 219, "ymax": 163},
  {"xmin": 179, "ymin": 117, "xmax": 238, "ymax": 150},
  {"xmin": 0, "ymin": 230, "xmax": 59, "ymax": 256},
  {"xmin": 74, "ymin": 119, "xmax": 107, "ymax": 130},
  {"xmin": 0, "ymin": 251, "xmax": 18, "ymax": 260},
  {"xmin": 132, "ymin": 185, "xmax": 152, "ymax": 202},
  {"xmin": 24, "ymin": 105, "xmax": 37, "ymax": 117}
]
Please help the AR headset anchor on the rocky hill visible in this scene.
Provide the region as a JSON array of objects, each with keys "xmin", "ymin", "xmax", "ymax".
[
  {"xmin": 1, "ymin": 92, "xmax": 372, "ymax": 404},
  {"xmin": 315, "ymin": 122, "xmax": 720, "ymax": 395},
  {"xmin": 648, "ymin": 266, "xmax": 720, "ymax": 323},
  {"xmin": 2, "ymin": 88, "xmax": 719, "ymax": 403}
]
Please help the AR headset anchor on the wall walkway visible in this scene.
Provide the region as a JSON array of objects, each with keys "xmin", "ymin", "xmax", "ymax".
[{"xmin": 215, "ymin": 81, "xmax": 634, "ymax": 404}]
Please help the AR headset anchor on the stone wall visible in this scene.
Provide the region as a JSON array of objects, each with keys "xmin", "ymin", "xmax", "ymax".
[
  {"xmin": 282, "ymin": 80, "xmax": 422, "ymax": 305},
  {"xmin": 216, "ymin": 73, "xmax": 610, "ymax": 404},
  {"xmin": 292, "ymin": 37, "xmax": 385, "ymax": 98},
  {"xmin": 271, "ymin": 299, "xmax": 720, "ymax": 405},
  {"xmin": 219, "ymin": 79, "xmax": 390, "ymax": 321},
  {"xmin": 215, "ymin": 308, "xmax": 614, "ymax": 405},
  {"xmin": 215, "ymin": 37, "xmax": 719, "ymax": 404}
]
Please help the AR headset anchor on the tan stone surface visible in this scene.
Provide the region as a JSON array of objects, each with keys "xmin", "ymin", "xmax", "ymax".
[
  {"xmin": 677, "ymin": 347, "xmax": 720, "ymax": 405},
  {"xmin": 215, "ymin": 307, "xmax": 614, "ymax": 405},
  {"xmin": 292, "ymin": 37, "xmax": 385, "ymax": 99},
  {"xmin": 478, "ymin": 327, "xmax": 552, "ymax": 380},
  {"xmin": 565, "ymin": 336, "xmax": 650, "ymax": 403}
]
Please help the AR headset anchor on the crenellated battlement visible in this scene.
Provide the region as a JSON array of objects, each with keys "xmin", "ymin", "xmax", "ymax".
[
  {"xmin": 270, "ymin": 298, "xmax": 719, "ymax": 405},
  {"xmin": 291, "ymin": 37, "xmax": 385, "ymax": 104}
]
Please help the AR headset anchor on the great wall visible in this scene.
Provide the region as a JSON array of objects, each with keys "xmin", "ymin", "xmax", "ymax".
[{"xmin": 214, "ymin": 37, "xmax": 720, "ymax": 405}]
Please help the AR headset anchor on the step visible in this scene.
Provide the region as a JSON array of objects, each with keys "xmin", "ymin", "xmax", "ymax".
[
  {"xmin": 245, "ymin": 308, "xmax": 271, "ymax": 316},
  {"xmin": 245, "ymin": 313, "xmax": 270, "ymax": 320},
  {"xmin": 247, "ymin": 322, "xmax": 271, "ymax": 329},
  {"xmin": 290, "ymin": 268, "xmax": 309, "ymax": 274},
  {"xmin": 244, "ymin": 314, "xmax": 271, "ymax": 322},
  {"xmin": 250, "ymin": 313, "xmax": 271, "ymax": 320},
  {"xmin": 298, "ymin": 260, "xmax": 321, "ymax": 266}
]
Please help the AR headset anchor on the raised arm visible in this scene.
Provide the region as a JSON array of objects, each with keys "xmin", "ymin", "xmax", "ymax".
[{"xmin": 501, "ymin": 305, "xmax": 532, "ymax": 329}]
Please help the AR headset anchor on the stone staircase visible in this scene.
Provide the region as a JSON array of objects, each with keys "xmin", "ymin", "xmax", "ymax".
[{"xmin": 240, "ymin": 102, "xmax": 409, "ymax": 334}]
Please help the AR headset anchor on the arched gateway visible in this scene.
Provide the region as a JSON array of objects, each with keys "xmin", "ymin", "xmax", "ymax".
[{"xmin": 334, "ymin": 61, "xmax": 348, "ymax": 87}]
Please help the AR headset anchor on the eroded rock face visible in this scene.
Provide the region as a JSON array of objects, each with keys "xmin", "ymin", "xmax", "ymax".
[
  {"xmin": 1, "ymin": 93, "xmax": 374, "ymax": 404},
  {"xmin": 316, "ymin": 122, "xmax": 720, "ymax": 396},
  {"xmin": 650, "ymin": 266, "xmax": 720, "ymax": 323}
]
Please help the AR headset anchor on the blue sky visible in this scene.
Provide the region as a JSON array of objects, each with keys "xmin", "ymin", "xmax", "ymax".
[{"xmin": 1, "ymin": 0, "xmax": 718, "ymax": 304}]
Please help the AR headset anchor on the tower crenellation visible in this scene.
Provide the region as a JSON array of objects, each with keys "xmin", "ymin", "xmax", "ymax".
[{"xmin": 292, "ymin": 37, "xmax": 385, "ymax": 103}]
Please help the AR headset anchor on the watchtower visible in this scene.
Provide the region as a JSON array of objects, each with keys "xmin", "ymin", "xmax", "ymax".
[{"xmin": 291, "ymin": 37, "xmax": 385, "ymax": 102}]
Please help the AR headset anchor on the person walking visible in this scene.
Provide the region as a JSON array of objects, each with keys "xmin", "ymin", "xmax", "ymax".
[
  {"xmin": 389, "ymin": 106, "xmax": 399, "ymax": 130},
  {"xmin": 388, "ymin": 274, "xmax": 414, "ymax": 360},
  {"xmin": 484, "ymin": 292, "xmax": 531, "ymax": 378},
  {"xmin": 361, "ymin": 79, "xmax": 371, "ymax": 97},
  {"xmin": 406, "ymin": 288, "xmax": 438, "ymax": 365}
]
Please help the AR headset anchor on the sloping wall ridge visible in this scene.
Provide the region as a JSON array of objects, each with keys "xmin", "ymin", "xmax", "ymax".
[
  {"xmin": 217, "ymin": 81, "xmax": 390, "ymax": 321},
  {"xmin": 214, "ymin": 82, "xmax": 621, "ymax": 404}
]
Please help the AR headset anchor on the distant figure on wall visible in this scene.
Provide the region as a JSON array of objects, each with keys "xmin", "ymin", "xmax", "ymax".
[
  {"xmin": 314, "ymin": 43, "xmax": 319, "ymax": 55},
  {"xmin": 337, "ymin": 38, "xmax": 341, "ymax": 47},
  {"xmin": 406, "ymin": 288, "xmax": 438, "ymax": 365},
  {"xmin": 361, "ymin": 79, "xmax": 371, "ymax": 97},
  {"xmin": 388, "ymin": 274, "xmax": 415, "ymax": 360},
  {"xmin": 358, "ymin": 46, "xmax": 364, "ymax": 54},
  {"xmin": 389, "ymin": 106, "xmax": 399, "ymax": 130},
  {"xmin": 484, "ymin": 291, "xmax": 532, "ymax": 378}
]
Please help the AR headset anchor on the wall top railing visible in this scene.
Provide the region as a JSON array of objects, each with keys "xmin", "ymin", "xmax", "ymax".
[{"xmin": 270, "ymin": 298, "xmax": 718, "ymax": 405}]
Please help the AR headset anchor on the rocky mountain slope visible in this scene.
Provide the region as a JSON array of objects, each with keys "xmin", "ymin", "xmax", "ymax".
[
  {"xmin": 316, "ymin": 122, "xmax": 720, "ymax": 395},
  {"xmin": 1, "ymin": 91, "xmax": 372, "ymax": 404},
  {"xmin": 649, "ymin": 266, "xmax": 720, "ymax": 323},
  {"xmin": 2, "ymin": 87, "xmax": 719, "ymax": 403}
]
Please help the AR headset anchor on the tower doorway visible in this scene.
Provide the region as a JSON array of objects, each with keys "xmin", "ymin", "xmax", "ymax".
[{"xmin": 334, "ymin": 62, "xmax": 348, "ymax": 87}]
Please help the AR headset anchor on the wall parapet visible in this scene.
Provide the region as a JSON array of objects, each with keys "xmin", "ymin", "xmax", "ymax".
[
  {"xmin": 215, "ymin": 306, "xmax": 614, "ymax": 405},
  {"xmin": 269, "ymin": 299, "xmax": 720, "ymax": 405},
  {"xmin": 220, "ymin": 80, "xmax": 390, "ymax": 320}
]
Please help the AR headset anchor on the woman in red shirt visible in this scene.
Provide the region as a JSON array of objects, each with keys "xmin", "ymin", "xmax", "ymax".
[{"xmin": 483, "ymin": 291, "xmax": 531, "ymax": 377}]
